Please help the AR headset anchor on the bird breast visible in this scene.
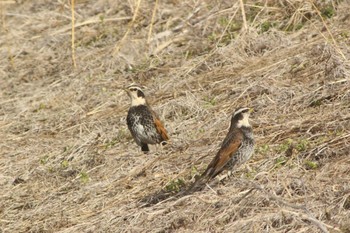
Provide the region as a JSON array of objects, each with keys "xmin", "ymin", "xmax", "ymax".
[{"xmin": 127, "ymin": 105, "xmax": 161, "ymax": 144}]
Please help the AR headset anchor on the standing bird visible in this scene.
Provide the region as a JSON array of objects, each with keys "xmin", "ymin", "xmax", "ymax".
[
  {"xmin": 125, "ymin": 84, "xmax": 169, "ymax": 153},
  {"xmin": 187, "ymin": 107, "xmax": 255, "ymax": 193}
]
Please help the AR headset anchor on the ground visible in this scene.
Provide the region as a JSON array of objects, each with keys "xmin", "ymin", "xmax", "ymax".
[{"xmin": 1, "ymin": 0, "xmax": 350, "ymax": 232}]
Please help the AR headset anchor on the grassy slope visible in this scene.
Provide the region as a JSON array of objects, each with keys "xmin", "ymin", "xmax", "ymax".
[{"xmin": 1, "ymin": 0, "xmax": 350, "ymax": 232}]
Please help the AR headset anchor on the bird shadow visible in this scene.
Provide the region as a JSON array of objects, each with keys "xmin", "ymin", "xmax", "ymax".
[
  {"xmin": 139, "ymin": 188, "xmax": 185, "ymax": 207},
  {"xmin": 139, "ymin": 177, "xmax": 221, "ymax": 207}
]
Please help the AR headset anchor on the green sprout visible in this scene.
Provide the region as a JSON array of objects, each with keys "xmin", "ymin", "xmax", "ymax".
[{"xmin": 165, "ymin": 178, "xmax": 185, "ymax": 192}]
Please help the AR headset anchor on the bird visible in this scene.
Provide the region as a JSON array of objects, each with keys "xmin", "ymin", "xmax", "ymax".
[
  {"xmin": 124, "ymin": 84, "xmax": 169, "ymax": 153},
  {"xmin": 186, "ymin": 107, "xmax": 255, "ymax": 193}
]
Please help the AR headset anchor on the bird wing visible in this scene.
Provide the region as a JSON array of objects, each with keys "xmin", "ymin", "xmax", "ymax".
[
  {"xmin": 154, "ymin": 118, "xmax": 169, "ymax": 141},
  {"xmin": 151, "ymin": 109, "xmax": 169, "ymax": 141},
  {"xmin": 202, "ymin": 128, "xmax": 243, "ymax": 179}
]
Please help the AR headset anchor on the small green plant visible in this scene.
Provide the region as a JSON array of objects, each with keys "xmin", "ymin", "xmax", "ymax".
[
  {"xmin": 99, "ymin": 14, "xmax": 105, "ymax": 23},
  {"xmin": 47, "ymin": 166, "xmax": 55, "ymax": 173},
  {"xmin": 63, "ymin": 146, "xmax": 71, "ymax": 153},
  {"xmin": 295, "ymin": 139, "xmax": 309, "ymax": 152},
  {"xmin": 321, "ymin": 6, "xmax": 335, "ymax": 18},
  {"xmin": 294, "ymin": 23, "xmax": 304, "ymax": 31},
  {"xmin": 275, "ymin": 156, "xmax": 288, "ymax": 166},
  {"xmin": 208, "ymin": 32, "xmax": 217, "ymax": 42},
  {"xmin": 203, "ymin": 96, "xmax": 216, "ymax": 107},
  {"xmin": 61, "ymin": 160, "xmax": 69, "ymax": 169},
  {"xmin": 340, "ymin": 31, "xmax": 349, "ymax": 39},
  {"xmin": 329, "ymin": 129, "xmax": 345, "ymax": 137},
  {"xmin": 286, "ymin": 22, "xmax": 305, "ymax": 31},
  {"xmin": 218, "ymin": 17, "xmax": 241, "ymax": 31},
  {"xmin": 218, "ymin": 17, "xmax": 229, "ymax": 27},
  {"xmin": 165, "ymin": 178, "xmax": 185, "ymax": 192},
  {"xmin": 256, "ymin": 144, "xmax": 270, "ymax": 155},
  {"xmin": 218, "ymin": 34, "xmax": 233, "ymax": 46},
  {"xmin": 33, "ymin": 103, "xmax": 46, "ymax": 112},
  {"xmin": 278, "ymin": 138, "xmax": 309, "ymax": 154},
  {"xmin": 39, "ymin": 103, "xmax": 46, "ymax": 110},
  {"xmin": 309, "ymin": 99, "xmax": 323, "ymax": 107},
  {"xmin": 304, "ymin": 160, "xmax": 318, "ymax": 170},
  {"xmin": 291, "ymin": 61, "xmax": 307, "ymax": 73},
  {"xmin": 40, "ymin": 155, "xmax": 49, "ymax": 165},
  {"xmin": 278, "ymin": 139, "xmax": 293, "ymax": 153},
  {"xmin": 184, "ymin": 50, "xmax": 194, "ymax": 60},
  {"xmin": 198, "ymin": 128, "xmax": 205, "ymax": 134},
  {"xmin": 245, "ymin": 169, "xmax": 257, "ymax": 179},
  {"xmin": 104, "ymin": 138, "xmax": 118, "ymax": 149},
  {"xmin": 260, "ymin": 21, "xmax": 273, "ymax": 33},
  {"xmin": 285, "ymin": 21, "xmax": 305, "ymax": 32},
  {"xmin": 80, "ymin": 172, "xmax": 89, "ymax": 183},
  {"xmin": 191, "ymin": 166, "xmax": 199, "ymax": 177},
  {"xmin": 247, "ymin": 3, "xmax": 263, "ymax": 22}
]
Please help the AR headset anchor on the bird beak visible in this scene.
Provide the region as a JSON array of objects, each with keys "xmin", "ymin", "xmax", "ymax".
[{"xmin": 249, "ymin": 108, "xmax": 254, "ymax": 113}]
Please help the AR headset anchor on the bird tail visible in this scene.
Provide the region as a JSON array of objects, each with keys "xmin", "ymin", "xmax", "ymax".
[{"xmin": 182, "ymin": 175, "xmax": 209, "ymax": 195}]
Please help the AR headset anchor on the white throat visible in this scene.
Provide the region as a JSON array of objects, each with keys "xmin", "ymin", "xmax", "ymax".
[
  {"xmin": 131, "ymin": 97, "xmax": 146, "ymax": 106},
  {"xmin": 237, "ymin": 116, "xmax": 250, "ymax": 128}
]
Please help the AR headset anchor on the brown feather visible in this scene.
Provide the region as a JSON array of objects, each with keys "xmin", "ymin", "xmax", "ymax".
[
  {"xmin": 203, "ymin": 129, "xmax": 243, "ymax": 179},
  {"xmin": 154, "ymin": 118, "xmax": 169, "ymax": 141}
]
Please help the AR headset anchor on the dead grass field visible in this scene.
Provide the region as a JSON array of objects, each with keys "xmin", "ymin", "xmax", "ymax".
[{"xmin": 1, "ymin": 0, "xmax": 350, "ymax": 232}]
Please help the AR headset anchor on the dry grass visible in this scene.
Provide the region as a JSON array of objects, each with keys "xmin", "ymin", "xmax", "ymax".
[{"xmin": 1, "ymin": 0, "xmax": 350, "ymax": 232}]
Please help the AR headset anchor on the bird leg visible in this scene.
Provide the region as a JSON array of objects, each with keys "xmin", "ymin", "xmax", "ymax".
[{"xmin": 141, "ymin": 143, "xmax": 150, "ymax": 153}]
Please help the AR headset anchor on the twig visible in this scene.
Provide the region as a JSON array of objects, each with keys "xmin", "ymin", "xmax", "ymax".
[
  {"xmin": 239, "ymin": 0, "xmax": 248, "ymax": 31},
  {"xmin": 148, "ymin": 0, "xmax": 158, "ymax": 44},
  {"xmin": 71, "ymin": 0, "xmax": 76, "ymax": 68},
  {"xmin": 282, "ymin": 209, "xmax": 341, "ymax": 233},
  {"xmin": 49, "ymin": 16, "xmax": 131, "ymax": 36},
  {"xmin": 154, "ymin": 36, "xmax": 185, "ymax": 55},
  {"xmin": 216, "ymin": 4, "xmax": 239, "ymax": 48},
  {"xmin": 150, "ymin": 5, "xmax": 202, "ymax": 54},
  {"xmin": 242, "ymin": 179, "xmax": 306, "ymax": 210},
  {"xmin": 285, "ymin": 0, "xmax": 346, "ymax": 61},
  {"xmin": 1, "ymin": 0, "xmax": 16, "ymax": 4},
  {"xmin": 310, "ymin": 2, "xmax": 346, "ymax": 60},
  {"xmin": 114, "ymin": 0, "xmax": 142, "ymax": 54}
]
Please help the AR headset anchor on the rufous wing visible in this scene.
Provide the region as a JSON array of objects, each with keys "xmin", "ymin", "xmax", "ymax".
[
  {"xmin": 154, "ymin": 117, "xmax": 169, "ymax": 141},
  {"xmin": 202, "ymin": 130, "xmax": 243, "ymax": 179}
]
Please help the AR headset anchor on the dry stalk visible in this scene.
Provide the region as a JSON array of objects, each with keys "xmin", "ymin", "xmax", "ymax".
[
  {"xmin": 239, "ymin": 0, "xmax": 248, "ymax": 31},
  {"xmin": 51, "ymin": 16, "xmax": 132, "ymax": 36},
  {"xmin": 310, "ymin": 1, "xmax": 346, "ymax": 60},
  {"xmin": 114, "ymin": 0, "xmax": 142, "ymax": 54},
  {"xmin": 147, "ymin": 0, "xmax": 158, "ymax": 44},
  {"xmin": 71, "ymin": 0, "xmax": 76, "ymax": 68},
  {"xmin": 216, "ymin": 4, "xmax": 239, "ymax": 48}
]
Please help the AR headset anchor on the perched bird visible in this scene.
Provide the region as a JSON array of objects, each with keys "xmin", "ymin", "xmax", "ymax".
[
  {"xmin": 125, "ymin": 84, "xmax": 169, "ymax": 153},
  {"xmin": 187, "ymin": 107, "xmax": 255, "ymax": 193}
]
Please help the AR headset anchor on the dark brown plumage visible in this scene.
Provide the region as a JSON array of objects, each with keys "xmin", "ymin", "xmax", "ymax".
[{"xmin": 125, "ymin": 84, "xmax": 169, "ymax": 153}]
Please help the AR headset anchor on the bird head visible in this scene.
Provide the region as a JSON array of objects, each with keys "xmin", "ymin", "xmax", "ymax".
[
  {"xmin": 124, "ymin": 84, "xmax": 147, "ymax": 106},
  {"xmin": 232, "ymin": 107, "xmax": 253, "ymax": 128}
]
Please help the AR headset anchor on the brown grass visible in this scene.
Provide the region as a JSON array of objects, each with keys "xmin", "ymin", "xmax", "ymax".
[{"xmin": 1, "ymin": 0, "xmax": 350, "ymax": 232}]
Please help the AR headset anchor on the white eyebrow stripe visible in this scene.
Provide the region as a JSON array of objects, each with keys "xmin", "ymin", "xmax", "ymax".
[{"xmin": 234, "ymin": 108, "xmax": 249, "ymax": 116}]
